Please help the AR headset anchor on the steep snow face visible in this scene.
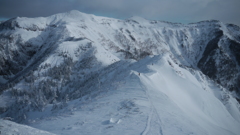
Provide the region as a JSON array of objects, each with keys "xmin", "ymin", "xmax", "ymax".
[{"xmin": 0, "ymin": 10, "xmax": 240, "ymax": 134}]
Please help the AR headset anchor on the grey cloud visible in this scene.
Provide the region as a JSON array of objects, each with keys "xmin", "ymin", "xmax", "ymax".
[
  {"xmin": 0, "ymin": 0, "xmax": 239, "ymax": 26},
  {"xmin": 0, "ymin": 0, "xmax": 76, "ymax": 17},
  {"xmin": 193, "ymin": 0, "xmax": 240, "ymax": 25}
]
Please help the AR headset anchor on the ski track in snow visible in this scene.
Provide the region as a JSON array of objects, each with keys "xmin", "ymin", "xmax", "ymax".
[
  {"xmin": 140, "ymin": 76, "xmax": 164, "ymax": 135},
  {"xmin": 141, "ymin": 107, "xmax": 153, "ymax": 135}
]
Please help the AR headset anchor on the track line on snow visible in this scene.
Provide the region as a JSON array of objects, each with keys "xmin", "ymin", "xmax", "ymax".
[
  {"xmin": 139, "ymin": 74, "xmax": 164, "ymax": 135},
  {"xmin": 152, "ymin": 104, "xmax": 164, "ymax": 135},
  {"xmin": 141, "ymin": 107, "xmax": 153, "ymax": 135}
]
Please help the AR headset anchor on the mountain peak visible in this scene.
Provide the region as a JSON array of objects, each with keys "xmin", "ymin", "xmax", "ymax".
[
  {"xmin": 45, "ymin": 10, "xmax": 91, "ymax": 23},
  {"xmin": 128, "ymin": 16, "xmax": 146, "ymax": 21},
  {"xmin": 127, "ymin": 16, "xmax": 149, "ymax": 24},
  {"xmin": 65, "ymin": 10, "xmax": 86, "ymax": 16}
]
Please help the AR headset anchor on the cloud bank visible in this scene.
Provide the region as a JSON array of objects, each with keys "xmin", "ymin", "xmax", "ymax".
[{"xmin": 0, "ymin": 0, "xmax": 239, "ymax": 26}]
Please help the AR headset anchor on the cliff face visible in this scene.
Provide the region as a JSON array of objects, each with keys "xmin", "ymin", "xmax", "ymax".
[{"xmin": 197, "ymin": 30, "xmax": 240, "ymax": 93}]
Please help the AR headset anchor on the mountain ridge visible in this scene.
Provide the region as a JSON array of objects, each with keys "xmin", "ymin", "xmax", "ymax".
[{"xmin": 1, "ymin": 10, "xmax": 239, "ymax": 92}]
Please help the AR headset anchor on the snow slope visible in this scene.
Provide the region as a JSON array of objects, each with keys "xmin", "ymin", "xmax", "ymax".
[
  {"xmin": 0, "ymin": 119, "xmax": 55, "ymax": 135},
  {"xmin": 24, "ymin": 55, "xmax": 240, "ymax": 135},
  {"xmin": 0, "ymin": 10, "xmax": 240, "ymax": 134}
]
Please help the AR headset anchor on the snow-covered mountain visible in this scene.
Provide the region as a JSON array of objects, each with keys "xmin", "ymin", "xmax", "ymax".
[{"xmin": 0, "ymin": 10, "xmax": 240, "ymax": 135}]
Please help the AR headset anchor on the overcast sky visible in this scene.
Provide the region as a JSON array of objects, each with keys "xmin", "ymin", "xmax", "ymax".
[{"xmin": 0, "ymin": 0, "xmax": 239, "ymax": 26}]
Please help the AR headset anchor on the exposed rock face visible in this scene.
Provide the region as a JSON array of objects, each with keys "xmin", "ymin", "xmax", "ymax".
[
  {"xmin": 0, "ymin": 34, "xmax": 36, "ymax": 75},
  {"xmin": 197, "ymin": 24, "xmax": 240, "ymax": 93}
]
